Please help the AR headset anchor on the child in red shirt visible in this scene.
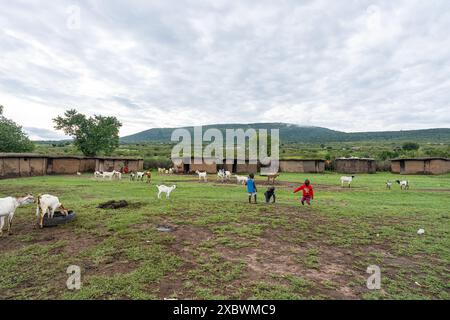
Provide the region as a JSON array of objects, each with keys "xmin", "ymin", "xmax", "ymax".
[{"xmin": 294, "ymin": 179, "xmax": 314, "ymax": 206}]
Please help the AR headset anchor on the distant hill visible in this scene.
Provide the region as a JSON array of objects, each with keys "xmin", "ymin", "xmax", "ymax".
[{"xmin": 121, "ymin": 123, "xmax": 450, "ymax": 144}]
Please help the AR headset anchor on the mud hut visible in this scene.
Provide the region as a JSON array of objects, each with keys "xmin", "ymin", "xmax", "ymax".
[
  {"xmin": 0, "ymin": 154, "xmax": 143, "ymax": 178},
  {"xmin": 334, "ymin": 157, "xmax": 376, "ymax": 174},
  {"xmin": 391, "ymin": 157, "xmax": 450, "ymax": 175},
  {"xmin": 0, "ymin": 153, "xmax": 47, "ymax": 178},
  {"xmin": 220, "ymin": 158, "xmax": 259, "ymax": 174},
  {"xmin": 94, "ymin": 157, "xmax": 144, "ymax": 173},
  {"xmin": 172, "ymin": 157, "xmax": 218, "ymax": 174},
  {"xmin": 279, "ymin": 159, "xmax": 325, "ymax": 173}
]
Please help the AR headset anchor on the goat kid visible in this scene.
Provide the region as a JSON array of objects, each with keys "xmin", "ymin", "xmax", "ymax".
[
  {"xmin": 266, "ymin": 173, "xmax": 279, "ymax": 184},
  {"xmin": 235, "ymin": 175, "xmax": 248, "ymax": 185},
  {"xmin": 386, "ymin": 181, "xmax": 393, "ymax": 189},
  {"xmin": 196, "ymin": 170, "xmax": 208, "ymax": 182},
  {"xmin": 136, "ymin": 172, "xmax": 145, "ymax": 181},
  {"xmin": 94, "ymin": 171, "xmax": 103, "ymax": 179},
  {"xmin": 156, "ymin": 185, "xmax": 177, "ymax": 199},
  {"xmin": 217, "ymin": 169, "xmax": 231, "ymax": 182},
  {"xmin": 145, "ymin": 171, "xmax": 152, "ymax": 183}
]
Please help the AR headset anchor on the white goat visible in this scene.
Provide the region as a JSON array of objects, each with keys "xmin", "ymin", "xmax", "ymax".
[
  {"xmin": 94, "ymin": 171, "xmax": 103, "ymax": 179},
  {"xmin": 396, "ymin": 180, "xmax": 409, "ymax": 190},
  {"xmin": 156, "ymin": 185, "xmax": 177, "ymax": 199},
  {"xmin": 136, "ymin": 172, "xmax": 145, "ymax": 181},
  {"xmin": 340, "ymin": 176, "xmax": 355, "ymax": 188},
  {"xmin": 0, "ymin": 195, "xmax": 34, "ymax": 236},
  {"xmin": 36, "ymin": 194, "xmax": 69, "ymax": 229},
  {"xmin": 196, "ymin": 170, "xmax": 208, "ymax": 182},
  {"xmin": 130, "ymin": 172, "xmax": 136, "ymax": 181},
  {"xmin": 386, "ymin": 181, "xmax": 393, "ymax": 189},
  {"xmin": 114, "ymin": 171, "xmax": 122, "ymax": 180},
  {"xmin": 235, "ymin": 175, "xmax": 248, "ymax": 185},
  {"xmin": 217, "ymin": 169, "xmax": 232, "ymax": 182},
  {"xmin": 101, "ymin": 171, "xmax": 117, "ymax": 180}
]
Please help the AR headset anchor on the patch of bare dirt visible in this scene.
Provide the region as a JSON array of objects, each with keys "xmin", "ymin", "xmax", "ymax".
[
  {"xmin": 216, "ymin": 228, "xmax": 362, "ymax": 299},
  {"xmin": 1, "ymin": 214, "xmax": 104, "ymax": 256},
  {"xmin": 156, "ymin": 207, "xmax": 368, "ymax": 299},
  {"xmin": 94, "ymin": 255, "xmax": 140, "ymax": 276}
]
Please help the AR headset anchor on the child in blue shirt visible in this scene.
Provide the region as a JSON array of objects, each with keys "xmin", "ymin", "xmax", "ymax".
[{"xmin": 246, "ymin": 173, "xmax": 257, "ymax": 204}]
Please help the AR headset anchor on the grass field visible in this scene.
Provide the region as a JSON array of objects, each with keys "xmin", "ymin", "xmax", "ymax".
[{"xmin": 0, "ymin": 172, "xmax": 449, "ymax": 300}]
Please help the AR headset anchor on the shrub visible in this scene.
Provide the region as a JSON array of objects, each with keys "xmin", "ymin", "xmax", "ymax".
[{"xmin": 143, "ymin": 157, "xmax": 173, "ymax": 170}]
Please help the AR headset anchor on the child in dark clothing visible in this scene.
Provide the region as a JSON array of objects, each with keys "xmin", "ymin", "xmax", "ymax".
[
  {"xmin": 264, "ymin": 187, "xmax": 276, "ymax": 203},
  {"xmin": 293, "ymin": 179, "xmax": 314, "ymax": 205}
]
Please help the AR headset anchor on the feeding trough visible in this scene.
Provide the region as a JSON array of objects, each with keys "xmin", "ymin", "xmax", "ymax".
[
  {"xmin": 43, "ymin": 211, "xmax": 76, "ymax": 228},
  {"xmin": 156, "ymin": 225, "xmax": 177, "ymax": 232}
]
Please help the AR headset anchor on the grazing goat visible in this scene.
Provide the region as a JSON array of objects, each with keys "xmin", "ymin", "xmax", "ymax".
[
  {"xmin": 217, "ymin": 169, "xmax": 232, "ymax": 182},
  {"xmin": 136, "ymin": 172, "xmax": 145, "ymax": 181},
  {"xmin": 36, "ymin": 194, "xmax": 69, "ymax": 229},
  {"xmin": 196, "ymin": 170, "xmax": 208, "ymax": 182},
  {"xmin": 94, "ymin": 171, "xmax": 103, "ymax": 179},
  {"xmin": 101, "ymin": 171, "xmax": 117, "ymax": 180},
  {"xmin": 235, "ymin": 175, "xmax": 248, "ymax": 185},
  {"xmin": 0, "ymin": 194, "xmax": 34, "ymax": 236},
  {"xmin": 130, "ymin": 172, "xmax": 136, "ymax": 181},
  {"xmin": 76, "ymin": 172, "xmax": 82, "ymax": 176},
  {"xmin": 145, "ymin": 171, "xmax": 152, "ymax": 183},
  {"xmin": 396, "ymin": 180, "xmax": 409, "ymax": 190},
  {"xmin": 266, "ymin": 173, "xmax": 280, "ymax": 184},
  {"xmin": 340, "ymin": 176, "xmax": 355, "ymax": 188},
  {"xmin": 156, "ymin": 185, "xmax": 177, "ymax": 199},
  {"xmin": 114, "ymin": 171, "xmax": 122, "ymax": 180},
  {"xmin": 386, "ymin": 181, "xmax": 393, "ymax": 189},
  {"xmin": 158, "ymin": 168, "xmax": 166, "ymax": 175}
]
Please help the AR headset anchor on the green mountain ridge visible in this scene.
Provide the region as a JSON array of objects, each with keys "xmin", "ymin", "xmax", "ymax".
[{"xmin": 120, "ymin": 123, "xmax": 450, "ymax": 144}]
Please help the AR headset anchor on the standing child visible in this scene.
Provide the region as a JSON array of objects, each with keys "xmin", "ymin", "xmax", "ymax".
[
  {"xmin": 294, "ymin": 179, "xmax": 314, "ymax": 206},
  {"xmin": 246, "ymin": 173, "xmax": 257, "ymax": 204}
]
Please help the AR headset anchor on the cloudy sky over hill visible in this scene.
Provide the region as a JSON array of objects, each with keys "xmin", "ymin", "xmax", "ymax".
[{"xmin": 1, "ymin": 0, "xmax": 450, "ymax": 140}]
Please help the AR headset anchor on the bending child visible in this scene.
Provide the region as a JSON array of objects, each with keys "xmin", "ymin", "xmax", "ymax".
[
  {"xmin": 294, "ymin": 179, "xmax": 314, "ymax": 206},
  {"xmin": 264, "ymin": 187, "xmax": 276, "ymax": 203}
]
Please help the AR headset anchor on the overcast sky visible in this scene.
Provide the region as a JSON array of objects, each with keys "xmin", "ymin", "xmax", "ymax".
[{"xmin": 1, "ymin": 0, "xmax": 449, "ymax": 140}]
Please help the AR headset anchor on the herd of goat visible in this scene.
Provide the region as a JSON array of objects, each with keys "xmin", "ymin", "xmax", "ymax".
[
  {"xmin": 93, "ymin": 168, "xmax": 176, "ymax": 183},
  {"xmin": 339, "ymin": 175, "xmax": 409, "ymax": 190},
  {"xmin": 0, "ymin": 194, "xmax": 68, "ymax": 235},
  {"xmin": 0, "ymin": 170, "xmax": 411, "ymax": 236}
]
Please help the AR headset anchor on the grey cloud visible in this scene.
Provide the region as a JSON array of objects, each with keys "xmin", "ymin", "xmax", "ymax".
[
  {"xmin": 0, "ymin": 0, "xmax": 449, "ymax": 137},
  {"xmin": 24, "ymin": 127, "xmax": 69, "ymax": 141}
]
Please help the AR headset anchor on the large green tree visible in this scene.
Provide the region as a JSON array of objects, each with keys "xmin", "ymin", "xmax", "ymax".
[
  {"xmin": 0, "ymin": 105, "xmax": 35, "ymax": 152},
  {"xmin": 402, "ymin": 142, "xmax": 420, "ymax": 151},
  {"xmin": 54, "ymin": 109, "xmax": 122, "ymax": 156}
]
